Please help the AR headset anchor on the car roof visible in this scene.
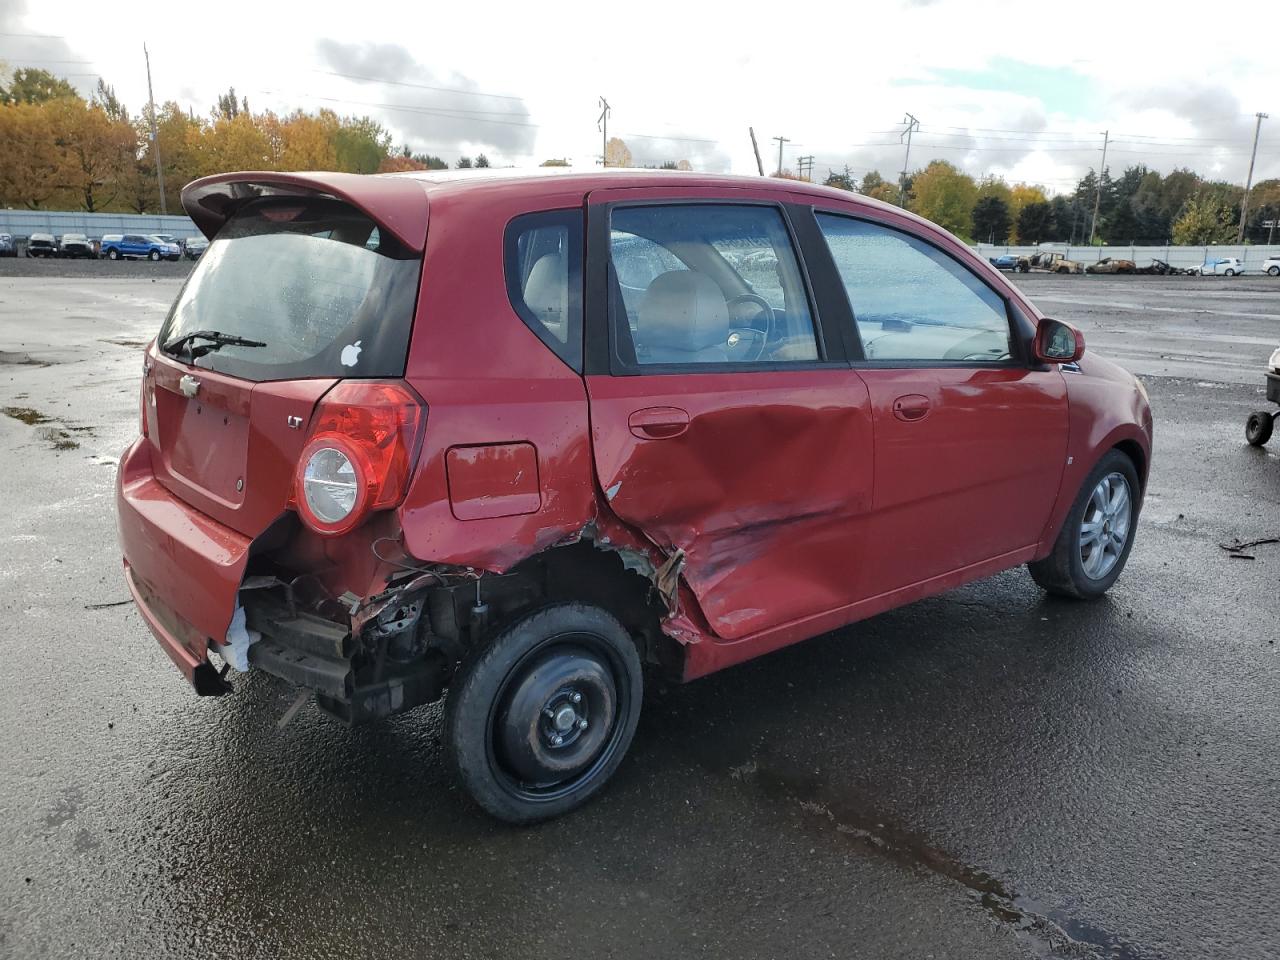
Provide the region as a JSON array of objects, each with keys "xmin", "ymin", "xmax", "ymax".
[{"xmin": 181, "ymin": 167, "xmax": 923, "ymax": 251}]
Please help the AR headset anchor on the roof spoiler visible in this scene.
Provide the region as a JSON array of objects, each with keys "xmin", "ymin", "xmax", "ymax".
[{"xmin": 181, "ymin": 171, "xmax": 429, "ymax": 252}]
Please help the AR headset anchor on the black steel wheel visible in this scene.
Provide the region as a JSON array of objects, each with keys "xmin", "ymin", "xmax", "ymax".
[
  {"xmin": 445, "ymin": 603, "xmax": 643, "ymax": 824},
  {"xmin": 1246, "ymin": 411, "xmax": 1274, "ymax": 447}
]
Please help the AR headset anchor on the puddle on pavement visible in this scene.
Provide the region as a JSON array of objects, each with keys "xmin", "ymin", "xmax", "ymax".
[
  {"xmin": 0, "ymin": 350, "xmax": 50, "ymax": 367},
  {"xmin": 743, "ymin": 762, "xmax": 1147, "ymax": 960}
]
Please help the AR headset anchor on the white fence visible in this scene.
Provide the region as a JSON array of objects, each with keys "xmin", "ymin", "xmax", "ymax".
[
  {"xmin": 971, "ymin": 243, "xmax": 1280, "ymax": 271},
  {"xmin": 0, "ymin": 209, "xmax": 198, "ymax": 239}
]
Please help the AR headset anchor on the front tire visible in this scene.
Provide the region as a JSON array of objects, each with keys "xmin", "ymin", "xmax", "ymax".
[
  {"xmin": 1225, "ymin": 268, "xmax": 1236, "ymax": 277},
  {"xmin": 445, "ymin": 602, "xmax": 643, "ymax": 824},
  {"xmin": 107, "ymin": 248, "xmax": 119, "ymax": 261},
  {"xmin": 1247, "ymin": 411, "xmax": 1274, "ymax": 447},
  {"xmin": 1268, "ymin": 266, "xmax": 1279, "ymax": 277},
  {"xmin": 1029, "ymin": 449, "xmax": 1141, "ymax": 599},
  {"xmin": 148, "ymin": 250, "xmax": 161, "ymax": 261}
]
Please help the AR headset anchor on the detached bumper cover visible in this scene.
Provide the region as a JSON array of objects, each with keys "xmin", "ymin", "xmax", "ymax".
[
  {"xmin": 116, "ymin": 437, "xmax": 251, "ymax": 691},
  {"xmin": 1266, "ymin": 372, "xmax": 1280, "ymax": 404}
]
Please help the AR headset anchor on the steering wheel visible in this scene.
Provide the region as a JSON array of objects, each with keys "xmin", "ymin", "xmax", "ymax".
[{"xmin": 724, "ymin": 293, "xmax": 774, "ymax": 362}]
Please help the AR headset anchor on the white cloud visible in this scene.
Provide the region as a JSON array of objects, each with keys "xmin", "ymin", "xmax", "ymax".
[{"xmin": 4, "ymin": 0, "xmax": 1276, "ymax": 187}]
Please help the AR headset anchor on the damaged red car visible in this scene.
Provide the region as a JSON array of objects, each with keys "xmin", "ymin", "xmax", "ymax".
[{"xmin": 117, "ymin": 169, "xmax": 1153, "ymax": 822}]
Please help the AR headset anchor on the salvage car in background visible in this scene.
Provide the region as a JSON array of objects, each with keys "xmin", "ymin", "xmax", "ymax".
[
  {"xmin": 988, "ymin": 253, "xmax": 1018, "ymax": 271},
  {"xmin": 26, "ymin": 233, "xmax": 58, "ymax": 258},
  {"xmin": 1261, "ymin": 256, "xmax": 1280, "ymax": 277},
  {"xmin": 117, "ymin": 169, "xmax": 1153, "ymax": 823},
  {"xmin": 0, "ymin": 233, "xmax": 15, "ymax": 257},
  {"xmin": 1016, "ymin": 250, "xmax": 1084, "ymax": 274},
  {"xmin": 183, "ymin": 235, "xmax": 208, "ymax": 259},
  {"xmin": 58, "ymin": 233, "xmax": 95, "ymax": 259},
  {"xmin": 1193, "ymin": 257, "xmax": 1244, "ymax": 276},
  {"xmin": 1135, "ymin": 258, "xmax": 1186, "ymax": 275},
  {"xmin": 1246, "ymin": 346, "xmax": 1280, "ymax": 447},
  {"xmin": 1086, "ymin": 258, "xmax": 1136, "ymax": 275}
]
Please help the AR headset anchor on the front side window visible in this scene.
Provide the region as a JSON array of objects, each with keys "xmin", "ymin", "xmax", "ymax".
[
  {"xmin": 609, "ymin": 204, "xmax": 819, "ymax": 368},
  {"xmin": 504, "ymin": 209, "xmax": 583, "ymax": 371},
  {"xmin": 816, "ymin": 214, "xmax": 1013, "ymax": 363},
  {"xmin": 158, "ymin": 198, "xmax": 421, "ymax": 381}
]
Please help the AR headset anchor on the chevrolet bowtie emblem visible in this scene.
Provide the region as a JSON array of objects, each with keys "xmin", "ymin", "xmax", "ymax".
[{"xmin": 179, "ymin": 374, "xmax": 200, "ymax": 398}]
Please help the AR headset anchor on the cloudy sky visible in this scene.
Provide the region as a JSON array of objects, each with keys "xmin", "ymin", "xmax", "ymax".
[{"xmin": 3, "ymin": 0, "xmax": 1275, "ymax": 193}]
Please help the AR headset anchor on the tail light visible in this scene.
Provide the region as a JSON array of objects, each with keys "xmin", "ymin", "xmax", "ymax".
[
  {"xmin": 140, "ymin": 350, "xmax": 153, "ymax": 438},
  {"xmin": 291, "ymin": 381, "xmax": 425, "ymax": 536}
]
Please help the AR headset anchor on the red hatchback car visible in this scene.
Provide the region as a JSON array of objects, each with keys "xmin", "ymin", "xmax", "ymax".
[{"xmin": 117, "ymin": 169, "xmax": 1152, "ymax": 822}]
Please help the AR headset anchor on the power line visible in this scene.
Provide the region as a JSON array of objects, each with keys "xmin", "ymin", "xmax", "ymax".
[
  {"xmin": 1237, "ymin": 112, "xmax": 1269, "ymax": 242},
  {"xmin": 899, "ymin": 113, "xmax": 920, "ymax": 205},
  {"xmin": 772, "ymin": 135, "xmax": 789, "ymax": 177},
  {"xmin": 311, "ymin": 69, "xmax": 523, "ymax": 101}
]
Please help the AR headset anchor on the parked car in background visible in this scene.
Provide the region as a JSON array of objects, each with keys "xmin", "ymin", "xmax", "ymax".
[
  {"xmin": 26, "ymin": 233, "xmax": 58, "ymax": 258},
  {"xmin": 1245, "ymin": 345, "xmax": 1280, "ymax": 447},
  {"xmin": 1135, "ymin": 259, "xmax": 1187, "ymax": 275},
  {"xmin": 117, "ymin": 168, "xmax": 1154, "ymax": 823},
  {"xmin": 1086, "ymin": 258, "xmax": 1136, "ymax": 275},
  {"xmin": 988, "ymin": 253, "xmax": 1018, "ymax": 271},
  {"xmin": 1261, "ymin": 256, "xmax": 1280, "ymax": 277},
  {"xmin": 58, "ymin": 233, "xmax": 95, "ymax": 259},
  {"xmin": 183, "ymin": 235, "xmax": 209, "ymax": 260},
  {"xmin": 100, "ymin": 233, "xmax": 182, "ymax": 261},
  {"xmin": 0, "ymin": 234, "xmax": 16, "ymax": 258},
  {"xmin": 1193, "ymin": 257, "xmax": 1244, "ymax": 276}
]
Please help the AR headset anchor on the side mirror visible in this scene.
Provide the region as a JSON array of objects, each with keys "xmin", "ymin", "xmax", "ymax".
[{"xmin": 1034, "ymin": 318, "xmax": 1085, "ymax": 363}]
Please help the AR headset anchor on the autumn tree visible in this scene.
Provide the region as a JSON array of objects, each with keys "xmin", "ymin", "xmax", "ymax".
[
  {"xmin": 604, "ymin": 137, "xmax": 632, "ymax": 168},
  {"xmin": 909, "ymin": 160, "xmax": 978, "ymax": 238},
  {"xmin": 540, "ymin": 159, "xmax": 570, "ymax": 167},
  {"xmin": 378, "ymin": 154, "xmax": 427, "ymax": 173},
  {"xmin": 0, "ymin": 102, "xmax": 63, "ymax": 207},
  {"xmin": 1172, "ymin": 194, "xmax": 1236, "ymax": 244},
  {"xmin": 1008, "ymin": 183, "xmax": 1048, "ymax": 242},
  {"xmin": 1, "ymin": 68, "xmax": 78, "ymax": 105}
]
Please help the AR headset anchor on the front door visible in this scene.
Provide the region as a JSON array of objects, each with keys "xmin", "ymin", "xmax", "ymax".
[
  {"xmin": 583, "ymin": 189, "xmax": 874, "ymax": 641},
  {"xmin": 811, "ymin": 210, "xmax": 1069, "ymax": 599}
]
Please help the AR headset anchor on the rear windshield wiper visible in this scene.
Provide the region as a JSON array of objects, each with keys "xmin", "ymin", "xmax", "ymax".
[{"xmin": 163, "ymin": 330, "xmax": 267, "ymax": 359}]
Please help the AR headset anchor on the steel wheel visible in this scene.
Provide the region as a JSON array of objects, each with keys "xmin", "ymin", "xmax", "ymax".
[
  {"xmin": 1079, "ymin": 471, "xmax": 1132, "ymax": 580},
  {"xmin": 447, "ymin": 603, "xmax": 643, "ymax": 822}
]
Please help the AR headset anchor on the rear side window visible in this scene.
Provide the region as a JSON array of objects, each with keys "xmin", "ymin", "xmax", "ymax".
[
  {"xmin": 816, "ymin": 214, "xmax": 1013, "ymax": 363},
  {"xmin": 505, "ymin": 209, "xmax": 583, "ymax": 371},
  {"xmin": 608, "ymin": 204, "xmax": 819, "ymax": 368},
  {"xmin": 158, "ymin": 198, "xmax": 421, "ymax": 381}
]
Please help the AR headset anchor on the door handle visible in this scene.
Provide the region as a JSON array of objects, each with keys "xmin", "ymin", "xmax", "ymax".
[
  {"xmin": 628, "ymin": 406, "xmax": 690, "ymax": 440},
  {"xmin": 892, "ymin": 394, "xmax": 931, "ymax": 422}
]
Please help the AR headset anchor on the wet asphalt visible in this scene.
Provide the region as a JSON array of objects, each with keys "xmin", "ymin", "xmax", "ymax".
[{"xmin": 0, "ymin": 265, "xmax": 1277, "ymax": 960}]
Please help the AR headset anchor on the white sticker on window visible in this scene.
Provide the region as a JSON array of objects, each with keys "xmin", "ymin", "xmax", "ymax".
[{"xmin": 340, "ymin": 340, "xmax": 363, "ymax": 367}]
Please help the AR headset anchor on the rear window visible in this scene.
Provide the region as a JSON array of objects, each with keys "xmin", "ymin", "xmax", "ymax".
[{"xmin": 158, "ymin": 198, "xmax": 421, "ymax": 381}]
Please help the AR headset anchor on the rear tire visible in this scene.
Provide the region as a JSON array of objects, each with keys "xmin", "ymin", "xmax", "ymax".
[
  {"xmin": 108, "ymin": 248, "xmax": 119, "ymax": 261},
  {"xmin": 1247, "ymin": 411, "xmax": 1274, "ymax": 447},
  {"xmin": 1029, "ymin": 449, "xmax": 1141, "ymax": 599},
  {"xmin": 1225, "ymin": 268, "xmax": 1236, "ymax": 276},
  {"xmin": 445, "ymin": 602, "xmax": 643, "ymax": 824},
  {"xmin": 1268, "ymin": 266, "xmax": 1279, "ymax": 277},
  {"xmin": 148, "ymin": 250, "xmax": 161, "ymax": 261}
]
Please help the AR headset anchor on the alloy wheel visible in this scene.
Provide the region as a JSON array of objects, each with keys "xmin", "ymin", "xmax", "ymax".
[{"xmin": 1079, "ymin": 471, "xmax": 1132, "ymax": 580}]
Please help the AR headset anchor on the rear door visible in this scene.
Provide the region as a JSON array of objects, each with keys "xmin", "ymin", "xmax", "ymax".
[
  {"xmin": 145, "ymin": 197, "xmax": 423, "ymax": 538},
  {"xmin": 811, "ymin": 209, "xmax": 1068, "ymax": 599},
  {"xmin": 584, "ymin": 187, "xmax": 874, "ymax": 641}
]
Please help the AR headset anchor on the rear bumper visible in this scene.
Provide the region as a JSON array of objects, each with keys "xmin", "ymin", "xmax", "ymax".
[{"xmin": 116, "ymin": 436, "xmax": 250, "ymax": 692}]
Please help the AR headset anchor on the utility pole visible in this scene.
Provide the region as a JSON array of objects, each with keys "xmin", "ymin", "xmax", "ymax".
[
  {"xmin": 797, "ymin": 155, "xmax": 815, "ymax": 181},
  {"xmin": 772, "ymin": 135, "xmax": 789, "ymax": 177},
  {"xmin": 1269, "ymin": 204, "xmax": 1278, "ymax": 246},
  {"xmin": 1088, "ymin": 129, "xmax": 1109, "ymax": 245},
  {"xmin": 144, "ymin": 43, "xmax": 167, "ymax": 215},
  {"xmin": 748, "ymin": 127, "xmax": 764, "ymax": 176},
  {"xmin": 898, "ymin": 113, "xmax": 919, "ymax": 206},
  {"xmin": 1237, "ymin": 111, "xmax": 1268, "ymax": 243},
  {"xmin": 597, "ymin": 96, "xmax": 611, "ymax": 167}
]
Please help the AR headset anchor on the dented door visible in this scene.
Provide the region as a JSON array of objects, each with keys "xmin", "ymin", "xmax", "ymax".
[{"xmin": 583, "ymin": 188, "xmax": 874, "ymax": 641}]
